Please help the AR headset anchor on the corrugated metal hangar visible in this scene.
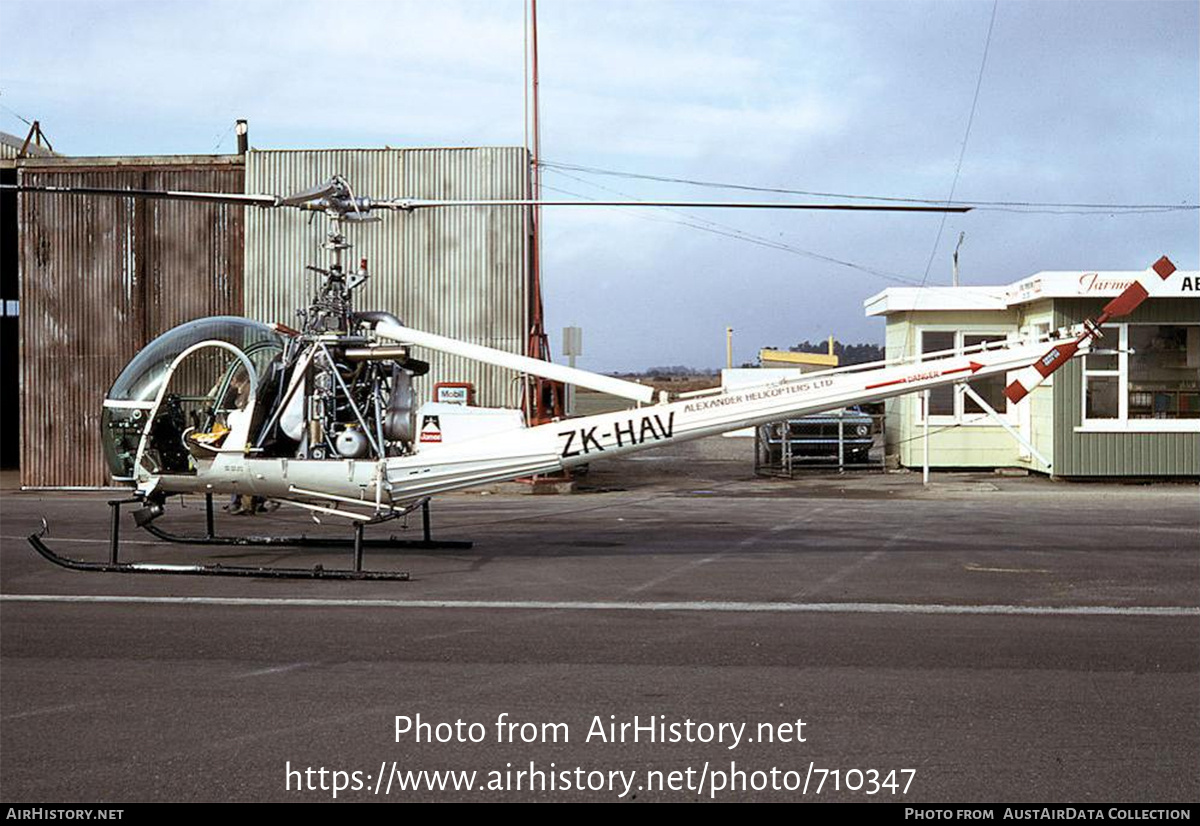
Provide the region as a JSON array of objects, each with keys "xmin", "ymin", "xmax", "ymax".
[
  {"xmin": 7, "ymin": 145, "xmax": 532, "ymax": 487},
  {"xmin": 243, "ymin": 148, "xmax": 530, "ymax": 411}
]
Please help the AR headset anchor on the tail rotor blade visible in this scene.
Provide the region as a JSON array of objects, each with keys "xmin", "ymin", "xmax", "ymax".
[
  {"xmin": 1099, "ymin": 255, "xmax": 1176, "ymax": 320},
  {"xmin": 1004, "ymin": 256, "xmax": 1178, "ymax": 404},
  {"xmin": 1004, "ymin": 339, "xmax": 1084, "ymax": 404}
]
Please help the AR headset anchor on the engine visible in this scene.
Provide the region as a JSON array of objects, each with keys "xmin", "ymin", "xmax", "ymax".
[{"xmin": 266, "ymin": 312, "xmax": 424, "ymax": 461}]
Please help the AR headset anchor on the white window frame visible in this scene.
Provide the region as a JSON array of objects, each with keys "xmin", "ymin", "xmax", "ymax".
[
  {"xmin": 918, "ymin": 328, "xmax": 1014, "ymax": 426},
  {"xmin": 1078, "ymin": 322, "xmax": 1200, "ymax": 433}
]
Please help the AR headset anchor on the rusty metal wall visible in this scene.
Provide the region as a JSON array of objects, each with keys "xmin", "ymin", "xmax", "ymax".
[
  {"xmin": 19, "ymin": 157, "xmax": 244, "ymax": 487},
  {"xmin": 243, "ymin": 148, "xmax": 531, "ymax": 410}
]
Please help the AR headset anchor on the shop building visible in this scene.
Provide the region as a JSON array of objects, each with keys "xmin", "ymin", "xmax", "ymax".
[{"xmin": 865, "ymin": 269, "xmax": 1200, "ymax": 477}]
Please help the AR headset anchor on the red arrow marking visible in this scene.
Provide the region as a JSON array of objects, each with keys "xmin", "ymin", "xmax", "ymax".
[
  {"xmin": 941, "ymin": 361, "xmax": 985, "ymax": 376},
  {"xmin": 865, "ymin": 361, "xmax": 984, "ymax": 390}
]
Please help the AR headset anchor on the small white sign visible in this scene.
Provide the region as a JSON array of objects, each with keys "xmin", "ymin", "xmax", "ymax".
[
  {"xmin": 436, "ymin": 386, "xmax": 470, "ymax": 405},
  {"xmin": 562, "ymin": 326, "xmax": 583, "ymax": 357}
]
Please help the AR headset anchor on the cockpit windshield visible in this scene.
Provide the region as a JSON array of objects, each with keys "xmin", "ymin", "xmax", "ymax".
[
  {"xmin": 105, "ymin": 317, "xmax": 282, "ymax": 404},
  {"xmin": 101, "ymin": 317, "xmax": 283, "ymax": 481}
]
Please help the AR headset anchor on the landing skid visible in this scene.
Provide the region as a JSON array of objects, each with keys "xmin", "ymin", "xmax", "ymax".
[
  {"xmin": 27, "ymin": 495, "xmax": 472, "ymax": 581},
  {"xmin": 144, "ymin": 494, "xmax": 473, "ymax": 551}
]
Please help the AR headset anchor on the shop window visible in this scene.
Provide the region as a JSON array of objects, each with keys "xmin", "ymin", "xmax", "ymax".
[
  {"xmin": 1081, "ymin": 324, "xmax": 1200, "ymax": 429},
  {"xmin": 920, "ymin": 331, "xmax": 955, "ymax": 416},
  {"xmin": 1129, "ymin": 325, "xmax": 1200, "ymax": 419},
  {"xmin": 919, "ymin": 329, "xmax": 1011, "ymax": 423},
  {"xmin": 1085, "ymin": 375, "xmax": 1120, "ymax": 419},
  {"xmin": 1082, "ymin": 325, "xmax": 1120, "ymax": 420},
  {"xmin": 963, "ymin": 334, "xmax": 1008, "ymax": 414}
]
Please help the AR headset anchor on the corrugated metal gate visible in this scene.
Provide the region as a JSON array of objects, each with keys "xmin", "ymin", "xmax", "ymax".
[
  {"xmin": 243, "ymin": 147, "xmax": 531, "ymax": 411},
  {"xmin": 2, "ymin": 168, "xmax": 18, "ymax": 469},
  {"xmin": 18, "ymin": 157, "xmax": 244, "ymax": 487}
]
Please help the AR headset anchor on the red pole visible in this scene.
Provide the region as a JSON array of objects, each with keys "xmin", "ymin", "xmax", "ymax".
[
  {"xmin": 527, "ymin": 0, "xmax": 555, "ymax": 422},
  {"xmin": 530, "ymin": 1, "xmax": 548, "ymax": 359}
]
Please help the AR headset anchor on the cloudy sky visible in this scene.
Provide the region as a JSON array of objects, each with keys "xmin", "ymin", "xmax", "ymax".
[{"xmin": 2, "ymin": 0, "xmax": 1197, "ymax": 371}]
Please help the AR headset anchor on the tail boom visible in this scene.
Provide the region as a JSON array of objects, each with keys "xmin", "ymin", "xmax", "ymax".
[{"xmin": 382, "ymin": 335, "xmax": 1056, "ymax": 501}]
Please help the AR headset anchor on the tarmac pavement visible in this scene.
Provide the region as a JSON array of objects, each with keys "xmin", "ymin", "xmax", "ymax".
[{"xmin": 1, "ymin": 441, "xmax": 1197, "ymax": 802}]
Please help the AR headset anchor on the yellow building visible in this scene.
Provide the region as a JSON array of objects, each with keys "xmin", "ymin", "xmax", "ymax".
[{"xmin": 758, "ymin": 337, "xmax": 839, "ymax": 372}]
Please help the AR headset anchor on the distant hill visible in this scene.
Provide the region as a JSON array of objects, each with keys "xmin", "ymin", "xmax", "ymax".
[{"xmin": 608, "ymin": 366, "xmax": 720, "ymax": 393}]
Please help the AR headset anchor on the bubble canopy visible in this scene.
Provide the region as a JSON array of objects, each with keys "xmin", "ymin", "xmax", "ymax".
[
  {"xmin": 105, "ymin": 317, "xmax": 283, "ymax": 405},
  {"xmin": 101, "ymin": 317, "xmax": 283, "ymax": 481}
]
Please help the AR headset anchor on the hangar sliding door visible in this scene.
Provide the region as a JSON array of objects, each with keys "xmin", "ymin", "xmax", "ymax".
[{"xmin": 18, "ymin": 157, "xmax": 245, "ymax": 487}]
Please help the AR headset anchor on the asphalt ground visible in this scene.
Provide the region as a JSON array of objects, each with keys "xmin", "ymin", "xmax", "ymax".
[{"xmin": 1, "ymin": 442, "xmax": 1197, "ymax": 803}]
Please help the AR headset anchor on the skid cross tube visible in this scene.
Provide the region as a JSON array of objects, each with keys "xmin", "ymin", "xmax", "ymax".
[{"xmin": 141, "ymin": 495, "xmax": 472, "ymax": 550}]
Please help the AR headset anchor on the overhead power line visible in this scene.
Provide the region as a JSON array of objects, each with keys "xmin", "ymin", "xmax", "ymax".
[
  {"xmin": 538, "ymin": 161, "xmax": 1199, "ymax": 214},
  {"xmin": 540, "ymin": 169, "xmax": 927, "ymax": 286},
  {"xmin": 917, "ymin": 0, "xmax": 999, "ymax": 289},
  {"xmin": 0, "ymin": 94, "xmax": 34, "ymax": 127}
]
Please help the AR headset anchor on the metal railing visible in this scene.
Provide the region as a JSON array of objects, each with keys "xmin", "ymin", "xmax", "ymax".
[{"xmin": 754, "ymin": 409, "xmax": 887, "ymax": 477}]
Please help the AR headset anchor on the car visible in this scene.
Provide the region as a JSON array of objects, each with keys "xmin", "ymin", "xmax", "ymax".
[{"xmin": 756, "ymin": 406, "xmax": 876, "ymax": 469}]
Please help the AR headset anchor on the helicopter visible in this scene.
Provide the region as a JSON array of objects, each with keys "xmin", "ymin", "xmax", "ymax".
[{"xmin": 3, "ymin": 176, "xmax": 1180, "ymax": 580}]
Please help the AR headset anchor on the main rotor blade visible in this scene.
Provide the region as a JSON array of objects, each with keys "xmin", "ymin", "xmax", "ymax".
[
  {"xmin": 374, "ymin": 198, "xmax": 973, "ymax": 213},
  {"xmin": 1, "ymin": 183, "xmax": 973, "ymax": 213},
  {"xmin": 278, "ymin": 179, "xmax": 342, "ymax": 206},
  {"xmin": 0, "ymin": 183, "xmax": 283, "ymax": 208}
]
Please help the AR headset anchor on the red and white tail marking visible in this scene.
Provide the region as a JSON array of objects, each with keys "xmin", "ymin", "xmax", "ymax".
[{"xmin": 1003, "ymin": 256, "xmax": 1177, "ymax": 404}]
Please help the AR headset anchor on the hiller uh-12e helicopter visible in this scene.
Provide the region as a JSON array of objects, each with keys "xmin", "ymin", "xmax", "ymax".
[{"xmin": 6, "ymin": 176, "xmax": 1180, "ymax": 580}]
